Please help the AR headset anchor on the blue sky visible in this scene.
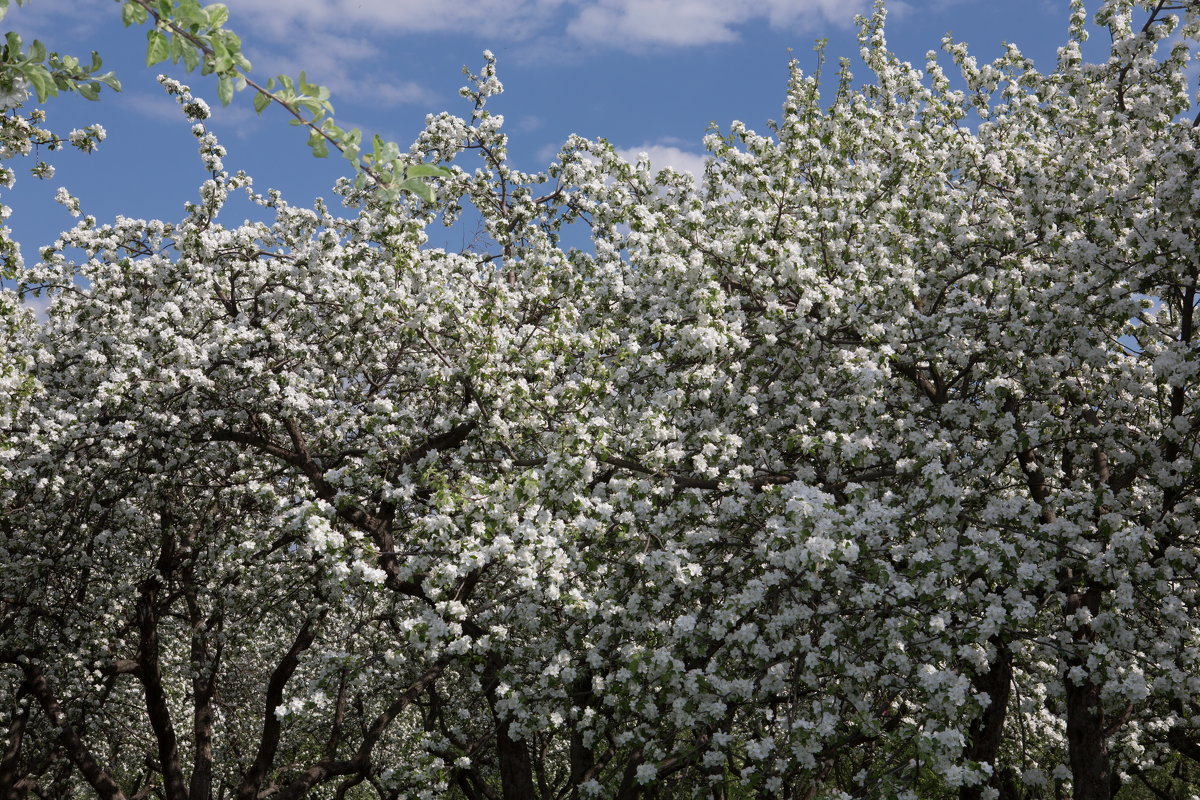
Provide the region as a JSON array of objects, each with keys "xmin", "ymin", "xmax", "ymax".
[{"xmin": 2, "ymin": 0, "xmax": 1104, "ymax": 258}]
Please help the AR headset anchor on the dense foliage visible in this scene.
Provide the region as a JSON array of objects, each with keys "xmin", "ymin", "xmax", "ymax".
[{"xmin": 2, "ymin": 1, "xmax": 1200, "ymax": 798}]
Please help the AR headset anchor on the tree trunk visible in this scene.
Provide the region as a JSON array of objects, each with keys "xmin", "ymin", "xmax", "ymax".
[
  {"xmin": 493, "ymin": 712, "xmax": 536, "ymax": 800},
  {"xmin": 1065, "ymin": 585, "xmax": 1111, "ymax": 800},
  {"xmin": 1064, "ymin": 673, "xmax": 1111, "ymax": 800},
  {"xmin": 482, "ymin": 656, "xmax": 536, "ymax": 800},
  {"xmin": 568, "ymin": 673, "xmax": 595, "ymax": 800},
  {"xmin": 960, "ymin": 640, "xmax": 1013, "ymax": 800}
]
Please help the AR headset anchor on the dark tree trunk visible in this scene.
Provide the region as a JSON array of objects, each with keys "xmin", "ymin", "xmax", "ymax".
[
  {"xmin": 1064, "ymin": 673, "xmax": 1111, "ymax": 800},
  {"xmin": 492, "ymin": 709, "xmax": 536, "ymax": 800},
  {"xmin": 568, "ymin": 673, "xmax": 595, "ymax": 800},
  {"xmin": 25, "ymin": 672, "xmax": 127, "ymax": 800},
  {"xmin": 482, "ymin": 657, "xmax": 536, "ymax": 800},
  {"xmin": 960, "ymin": 640, "xmax": 1013, "ymax": 800},
  {"xmin": 136, "ymin": 580, "xmax": 189, "ymax": 800},
  {"xmin": 0, "ymin": 697, "xmax": 29, "ymax": 799},
  {"xmin": 1064, "ymin": 585, "xmax": 1111, "ymax": 800}
]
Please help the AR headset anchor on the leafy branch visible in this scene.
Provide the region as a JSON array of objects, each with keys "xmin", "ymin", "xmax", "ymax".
[
  {"xmin": 120, "ymin": 0, "xmax": 448, "ymax": 201},
  {"xmin": 0, "ymin": 0, "xmax": 121, "ymax": 103}
]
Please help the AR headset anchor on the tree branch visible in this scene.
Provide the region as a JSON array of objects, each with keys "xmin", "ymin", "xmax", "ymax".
[
  {"xmin": 135, "ymin": 579, "xmax": 189, "ymax": 800},
  {"xmin": 235, "ymin": 613, "xmax": 326, "ymax": 800},
  {"xmin": 273, "ymin": 664, "xmax": 445, "ymax": 800},
  {"xmin": 24, "ymin": 671, "xmax": 127, "ymax": 800}
]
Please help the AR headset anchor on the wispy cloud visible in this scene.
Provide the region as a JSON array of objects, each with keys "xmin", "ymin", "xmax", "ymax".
[
  {"xmin": 3, "ymin": 0, "xmax": 111, "ymax": 46},
  {"xmin": 569, "ymin": 0, "xmax": 743, "ymax": 47},
  {"xmin": 242, "ymin": 29, "xmax": 437, "ymax": 108},
  {"xmin": 118, "ymin": 92, "xmax": 193, "ymax": 125},
  {"xmin": 229, "ymin": 0, "xmax": 571, "ymax": 41},
  {"xmin": 227, "ymin": 0, "xmax": 870, "ymax": 52},
  {"xmin": 568, "ymin": 0, "xmax": 871, "ymax": 48}
]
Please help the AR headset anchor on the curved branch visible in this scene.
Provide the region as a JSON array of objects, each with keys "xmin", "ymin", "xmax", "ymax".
[{"xmin": 234, "ymin": 613, "xmax": 326, "ymax": 800}]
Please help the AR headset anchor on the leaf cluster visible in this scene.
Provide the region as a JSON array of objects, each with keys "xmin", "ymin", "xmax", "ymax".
[{"xmin": 121, "ymin": 0, "xmax": 449, "ymax": 200}]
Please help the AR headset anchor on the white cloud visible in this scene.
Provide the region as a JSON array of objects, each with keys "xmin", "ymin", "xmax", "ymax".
[
  {"xmin": 569, "ymin": 0, "xmax": 743, "ymax": 47},
  {"xmin": 243, "ymin": 30, "xmax": 437, "ymax": 108},
  {"xmin": 514, "ymin": 114, "xmax": 544, "ymax": 133},
  {"xmin": 229, "ymin": 0, "xmax": 570, "ymax": 40},
  {"xmin": 117, "ymin": 90, "xmax": 264, "ymax": 139},
  {"xmin": 21, "ymin": 293, "xmax": 50, "ymax": 324},
  {"xmin": 616, "ymin": 142, "xmax": 708, "ymax": 182},
  {"xmin": 226, "ymin": 0, "xmax": 870, "ymax": 50},
  {"xmin": 119, "ymin": 92, "xmax": 193, "ymax": 125},
  {"xmin": 569, "ymin": 0, "xmax": 871, "ymax": 47},
  {"xmin": 3, "ymin": 0, "xmax": 111, "ymax": 45}
]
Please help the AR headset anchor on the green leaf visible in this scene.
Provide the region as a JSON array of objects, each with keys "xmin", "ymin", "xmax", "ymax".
[
  {"xmin": 0, "ymin": 0, "xmax": 9, "ymax": 24},
  {"xmin": 182, "ymin": 42, "xmax": 201, "ymax": 71},
  {"xmin": 252, "ymin": 90, "xmax": 270, "ymax": 113},
  {"xmin": 210, "ymin": 38, "xmax": 232, "ymax": 73},
  {"xmin": 307, "ymin": 129, "xmax": 329, "ymax": 158},
  {"xmin": 78, "ymin": 81, "xmax": 100, "ymax": 101},
  {"xmin": 404, "ymin": 163, "xmax": 451, "ymax": 179},
  {"xmin": 169, "ymin": 31, "xmax": 185, "ymax": 63},
  {"xmin": 298, "ymin": 98, "xmax": 325, "ymax": 118},
  {"xmin": 26, "ymin": 38, "xmax": 43, "ymax": 64},
  {"xmin": 97, "ymin": 72, "xmax": 121, "ymax": 91},
  {"xmin": 216, "ymin": 30, "xmax": 243, "ymax": 59},
  {"xmin": 205, "ymin": 3, "xmax": 229, "ymax": 28},
  {"xmin": 339, "ymin": 127, "xmax": 362, "ymax": 163},
  {"xmin": 23, "ymin": 64, "xmax": 53, "ymax": 102},
  {"xmin": 146, "ymin": 29, "xmax": 169, "ymax": 66},
  {"xmin": 216, "ymin": 73, "xmax": 232, "ymax": 105},
  {"xmin": 156, "ymin": 0, "xmax": 172, "ymax": 17},
  {"xmin": 396, "ymin": 176, "xmax": 436, "ymax": 204},
  {"xmin": 122, "ymin": 1, "xmax": 148, "ymax": 26},
  {"xmin": 89, "ymin": 51, "xmax": 102, "ymax": 71},
  {"xmin": 176, "ymin": 0, "xmax": 203, "ymax": 26}
]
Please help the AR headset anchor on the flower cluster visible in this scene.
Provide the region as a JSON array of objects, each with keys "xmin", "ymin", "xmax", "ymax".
[{"xmin": 1, "ymin": 2, "xmax": 1199, "ymax": 798}]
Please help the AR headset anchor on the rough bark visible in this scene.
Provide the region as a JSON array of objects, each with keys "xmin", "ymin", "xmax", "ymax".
[
  {"xmin": 482, "ymin": 656, "xmax": 536, "ymax": 800},
  {"xmin": 136, "ymin": 579, "xmax": 189, "ymax": 800},
  {"xmin": 960, "ymin": 641, "xmax": 1014, "ymax": 800},
  {"xmin": 1064, "ymin": 584, "xmax": 1111, "ymax": 800},
  {"xmin": 568, "ymin": 673, "xmax": 595, "ymax": 800}
]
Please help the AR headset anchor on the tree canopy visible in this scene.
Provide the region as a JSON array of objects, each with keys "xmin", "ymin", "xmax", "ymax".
[{"xmin": 2, "ymin": 1, "xmax": 1200, "ymax": 799}]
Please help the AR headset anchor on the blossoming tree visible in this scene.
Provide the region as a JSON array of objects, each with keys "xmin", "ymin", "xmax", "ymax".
[{"xmin": 1, "ymin": 1, "xmax": 1199, "ymax": 798}]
